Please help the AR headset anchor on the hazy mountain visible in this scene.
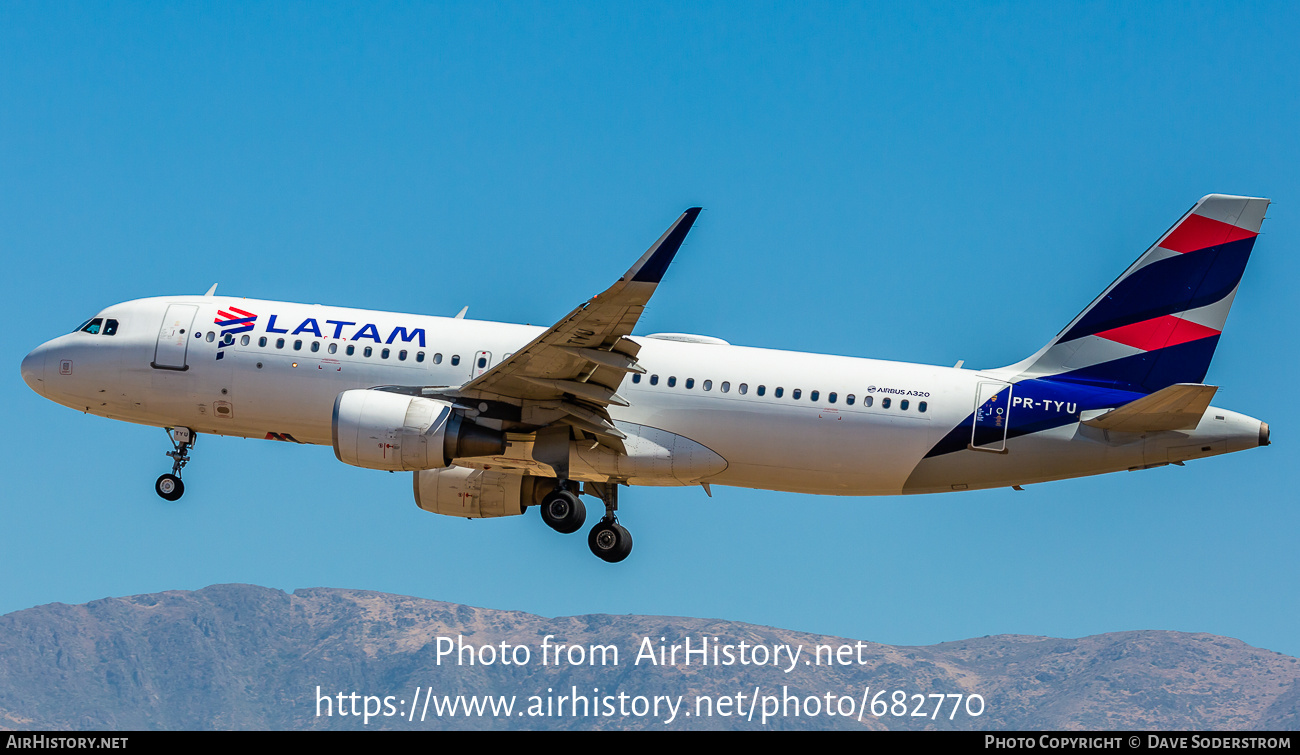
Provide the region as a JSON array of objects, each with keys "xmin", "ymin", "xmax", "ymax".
[{"xmin": 0, "ymin": 584, "xmax": 1295, "ymax": 730}]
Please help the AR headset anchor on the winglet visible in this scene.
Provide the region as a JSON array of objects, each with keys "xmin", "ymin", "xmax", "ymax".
[{"xmin": 624, "ymin": 207, "xmax": 702, "ymax": 284}]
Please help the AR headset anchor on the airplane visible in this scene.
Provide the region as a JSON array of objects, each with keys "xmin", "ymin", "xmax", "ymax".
[{"xmin": 20, "ymin": 195, "xmax": 1271, "ymax": 563}]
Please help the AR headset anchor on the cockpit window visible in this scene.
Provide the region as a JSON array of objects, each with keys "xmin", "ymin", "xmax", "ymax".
[
  {"xmin": 80, "ymin": 318, "xmax": 104, "ymax": 335},
  {"xmin": 103, "ymin": 319, "xmax": 119, "ymax": 336}
]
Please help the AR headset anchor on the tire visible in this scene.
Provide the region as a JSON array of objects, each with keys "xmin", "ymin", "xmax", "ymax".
[
  {"xmin": 588, "ymin": 521, "xmax": 633, "ymax": 563},
  {"xmin": 539, "ymin": 490, "xmax": 586, "ymax": 534},
  {"xmin": 155, "ymin": 474, "xmax": 184, "ymax": 502}
]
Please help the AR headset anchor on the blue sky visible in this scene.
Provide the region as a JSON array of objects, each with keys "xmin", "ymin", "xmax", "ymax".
[{"xmin": 3, "ymin": 1, "xmax": 1298, "ymax": 662}]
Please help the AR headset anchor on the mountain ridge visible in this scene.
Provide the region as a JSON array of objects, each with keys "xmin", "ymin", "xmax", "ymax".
[{"xmin": 1, "ymin": 584, "xmax": 1295, "ymax": 730}]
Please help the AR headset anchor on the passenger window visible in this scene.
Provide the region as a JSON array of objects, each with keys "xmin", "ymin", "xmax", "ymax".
[
  {"xmin": 632, "ymin": 373, "xmax": 641, "ymax": 384},
  {"xmin": 919, "ymin": 401, "xmax": 927, "ymax": 413},
  {"xmin": 650, "ymin": 375, "xmax": 659, "ymax": 386},
  {"xmin": 328, "ymin": 343, "xmax": 337, "ymax": 354},
  {"xmin": 882, "ymin": 397, "xmax": 892, "ymax": 409},
  {"xmin": 104, "ymin": 319, "xmax": 119, "ymax": 336},
  {"xmin": 381, "ymin": 348, "xmax": 390, "ymax": 359},
  {"xmin": 259, "ymin": 337, "xmax": 267, "ymax": 347},
  {"xmin": 416, "ymin": 351, "xmax": 425, "ymax": 362},
  {"xmin": 703, "ymin": 380, "xmax": 712, "ymax": 391},
  {"xmin": 775, "ymin": 387, "xmax": 784, "ymax": 398},
  {"xmin": 276, "ymin": 338, "xmax": 285, "ymax": 349},
  {"xmin": 240, "ymin": 335, "xmax": 250, "ymax": 346},
  {"xmin": 739, "ymin": 383, "xmax": 748, "ymax": 395},
  {"xmin": 811, "ymin": 390, "xmax": 820, "ymax": 402},
  {"xmin": 686, "ymin": 378, "xmax": 695, "ymax": 389},
  {"xmin": 311, "ymin": 341, "xmax": 320, "ymax": 352},
  {"xmin": 477, "ymin": 356, "xmax": 487, "ymax": 369},
  {"xmin": 864, "ymin": 395, "xmax": 873, "ymax": 407},
  {"xmin": 847, "ymin": 394, "xmax": 855, "ymax": 406},
  {"xmin": 793, "ymin": 389, "xmax": 802, "ymax": 400},
  {"xmin": 900, "ymin": 399, "xmax": 909, "ymax": 410},
  {"xmin": 829, "ymin": 392, "xmax": 837, "ymax": 404},
  {"xmin": 81, "ymin": 318, "xmax": 104, "ymax": 335},
  {"xmin": 757, "ymin": 385, "xmax": 766, "ymax": 396},
  {"xmin": 346, "ymin": 345, "xmax": 355, "ymax": 356},
  {"xmin": 223, "ymin": 333, "xmax": 234, "ymax": 345},
  {"xmin": 364, "ymin": 346, "xmax": 373, "ymax": 357},
  {"xmin": 668, "ymin": 376, "xmax": 677, "ymax": 387},
  {"xmin": 207, "ymin": 332, "xmax": 216, "ymax": 343},
  {"xmin": 433, "ymin": 353, "xmax": 443, "ymax": 364},
  {"xmin": 399, "ymin": 350, "xmax": 408, "ymax": 361},
  {"xmin": 721, "ymin": 381, "xmax": 730, "ymax": 393},
  {"xmin": 451, "ymin": 355, "xmax": 460, "ymax": 366}
]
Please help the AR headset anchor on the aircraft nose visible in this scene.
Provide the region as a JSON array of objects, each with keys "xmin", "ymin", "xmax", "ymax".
[{"xmin": 21, "ymin": 344, "xmax": 47, "ymax": 395}]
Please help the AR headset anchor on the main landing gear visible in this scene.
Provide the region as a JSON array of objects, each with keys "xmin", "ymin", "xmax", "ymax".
[
  {"xmin": 539, "ymin": 485, "xmax": 586, "ymax": 534},
  {"xmin": 155, "ymin": 427, "xmax": 195, "ymax": 502},
  {"xmin": 538, "ymin": 479, "xmax": 632, "ymax": 563}
]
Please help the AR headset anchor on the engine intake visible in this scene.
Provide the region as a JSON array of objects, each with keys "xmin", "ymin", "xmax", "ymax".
[{"xmin": 332, "ymin": 389, "xmax": 506, "ymax": 471}]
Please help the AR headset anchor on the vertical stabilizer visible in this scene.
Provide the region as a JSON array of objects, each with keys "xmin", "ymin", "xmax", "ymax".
[{"xmin": 1005, "ymin": 194, "xmax": 1269, "ymax": 394}]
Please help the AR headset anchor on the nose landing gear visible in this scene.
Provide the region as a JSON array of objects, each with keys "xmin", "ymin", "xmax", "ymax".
[{"xmin": 155, "ymin": 427, "xmax": 195, "ymax": 501}]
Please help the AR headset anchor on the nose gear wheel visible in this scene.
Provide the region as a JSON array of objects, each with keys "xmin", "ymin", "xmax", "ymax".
[{"xmin": 156, "ymin": 427, "xmax": 195, "ymax": 501}]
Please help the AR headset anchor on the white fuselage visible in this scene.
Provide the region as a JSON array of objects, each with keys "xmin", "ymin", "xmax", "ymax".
[{"xmin": 21, "ymin": 295, "xmax": 1267, "ymax": 496}]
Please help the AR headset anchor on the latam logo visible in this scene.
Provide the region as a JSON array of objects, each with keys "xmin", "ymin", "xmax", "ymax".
[
  {"xmin": 262, "ymin": 314, "xmax": 427, "ymax": 347},
  {"xmin": 215, "ymin": 307, "xmax": 258, "ymax": 360}
]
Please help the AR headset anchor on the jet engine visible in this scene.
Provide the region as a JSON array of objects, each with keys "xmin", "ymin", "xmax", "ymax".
[
  {"xmin": 414, "ymin": 467, "xmax": 550, "ymax": 518},
  {"xmin": 332, "ymin": 389, "xmax": 506, "ymax": 471}
]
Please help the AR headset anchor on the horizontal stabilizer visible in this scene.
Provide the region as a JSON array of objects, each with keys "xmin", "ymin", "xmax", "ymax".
[{"xmin": 1082, "ymin": 383, "xmax": 1218, "ymax": 433}]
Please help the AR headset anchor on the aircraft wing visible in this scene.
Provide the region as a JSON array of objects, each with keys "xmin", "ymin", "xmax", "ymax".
[
  {"xmin": 1081, "ymin": 383, "xmax": 1219, "ymax": 433},
  {"xmin": 453, "ymin": 208, "xmax": 702, "ymax": 450}
]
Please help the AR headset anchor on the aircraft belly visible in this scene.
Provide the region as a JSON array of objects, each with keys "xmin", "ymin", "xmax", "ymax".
[
  {"xmin": 902, "ymin": 407, "xmax": 1264, "ymax": 494},
  {"xmin": 902, "ymin": 422, "xmax": 1147, "ymax": 493},
  {"xmin": 232, "ymin": 350, "xmax": 356, "ymax": 443},
  {"xmin": 615, "ymin": 398, "xmax": 939, "ymax": 495}
]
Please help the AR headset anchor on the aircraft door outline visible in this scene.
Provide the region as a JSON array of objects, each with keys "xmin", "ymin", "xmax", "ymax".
[
  {"xmin": 152, "ymin": 304, "xmax": 199, "ymax": 371},
  {"xmin": 970, "ymin": 380, "xmax": 1013, "ymax": 453}
]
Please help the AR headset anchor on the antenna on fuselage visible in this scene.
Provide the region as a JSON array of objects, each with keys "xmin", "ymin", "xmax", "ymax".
[
  {"xmin": 454, "ymin": 306, "xmax": 468, "ymax": 319},
  {"xmin": 204, "ymin": 283, "xmax": 218, "ymax": 296}
]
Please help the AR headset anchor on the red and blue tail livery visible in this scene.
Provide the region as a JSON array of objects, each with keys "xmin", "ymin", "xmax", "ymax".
[
  {"xmin": 1011, "ymin": 194, "xmax": 1268, "ymax": 394},
  {"xmin": 917, "ymin": 194, "xmax": 1268, "ymax": 470}
]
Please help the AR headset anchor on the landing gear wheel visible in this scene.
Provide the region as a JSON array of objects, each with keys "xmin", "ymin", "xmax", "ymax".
[
  {"xmin": 540, "ymin": 490, "xmax": 586, "ymax": 534},
  {"xmin": 588, "ymin": 519, "xmax": 633, "ymax": 563},
  {"xmin": 155, "ymin": 474, "xmax": 184, "ymax": 501},
  {"xmin": 158, "ymin": 427, "xmax": 195, "ymax": 501}
]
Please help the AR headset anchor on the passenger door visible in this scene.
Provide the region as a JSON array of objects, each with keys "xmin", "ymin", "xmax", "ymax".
[{"xmin": 153, "ymin": 304, "xmax": 198, "ymax": 371}]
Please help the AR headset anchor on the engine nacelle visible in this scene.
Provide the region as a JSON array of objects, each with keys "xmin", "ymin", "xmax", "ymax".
[
  {"xmin": 332, "ymin": 389, "xmax": 506, "ymax": 471},
  {"xmin": 414, "ymin": 467, "xmax": 550, "ymax": 518}
]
